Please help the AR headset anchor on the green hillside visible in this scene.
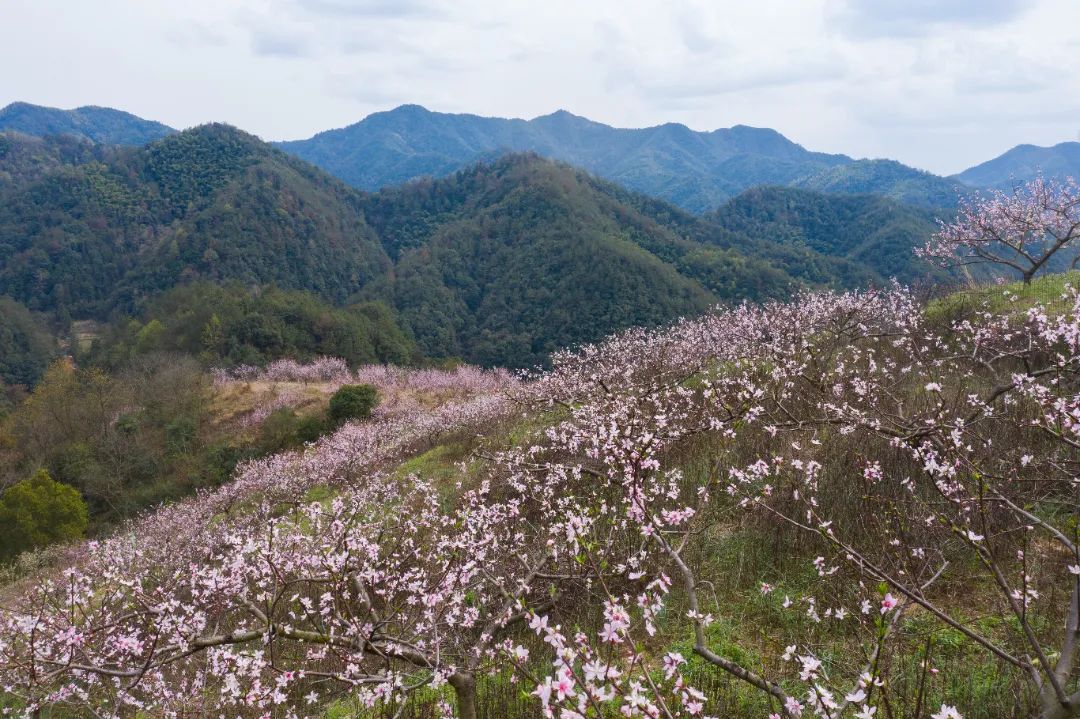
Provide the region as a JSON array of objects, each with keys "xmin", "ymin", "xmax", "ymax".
[
  {"xmin": 0, "ymin": 125, "xmax": 391, "ymax": 317},
  {"xmin": 0, "ymin": 102, "xmax": 175, "ymax": 145},
  {"xmin": 792, "ymin": 158, "xmax": 967, "ymax": 208},
  {"xmin": 954, "ymin": 141, "xmax": 1080, "ymax": 190},
  {"xmin": 707, "ymin": 185, "xmax": 949, "ymax": 284},
  {"xmin": 0, "ymin": 129, "xmax": 949, "ymax": 370}
]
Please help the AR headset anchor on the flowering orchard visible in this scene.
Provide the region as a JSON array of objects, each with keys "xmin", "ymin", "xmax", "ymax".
[
  {"xmin": 5, "ymin": 280, "xmax": 1080, "ymax": 718},
  {"xmin": 504, "ymin": 283, "xmax": 1080, "ymax": 718},
  {"xmin": 213, "ymin": 359, "xmax": 519, "ymax": 429},
  {"xmin": 6, "ymin": 180, "xmax": 1080, "ymax": 718}
]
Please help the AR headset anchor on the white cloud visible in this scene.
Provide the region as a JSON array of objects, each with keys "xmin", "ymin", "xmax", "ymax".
[{"xmin": 826, "ymin": 0, "xmax": 1029, "ymax": 38}]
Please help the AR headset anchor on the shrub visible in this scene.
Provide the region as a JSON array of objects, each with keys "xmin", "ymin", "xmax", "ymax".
[
  {"xmin": 0, "ymin": 469, "xmax": 88, "ymax": 561},
  {"xmin": 327, "ymin": 384, "xmax": 379, "ymax": 425}
]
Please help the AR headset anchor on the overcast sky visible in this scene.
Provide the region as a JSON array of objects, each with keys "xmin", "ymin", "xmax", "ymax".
[{"xmin": 2, "ymin": 0, "xmax": 1078, "ymax": 175}]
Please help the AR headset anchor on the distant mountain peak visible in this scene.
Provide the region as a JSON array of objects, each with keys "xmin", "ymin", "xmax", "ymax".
[
  {"xmin": 0, "ymin": 101, "xmax": 175, "ymax": 145},
  {"xmin": 277, "ymin": 106, "xmax": 863, "ymax": 211},
  {"xmin": 955, "ymin": 140, "xmax": 1080, "ymax": 190},
  {"xmin": 385, "ymin": 103, "xmax": 432, "ymax": 116}
]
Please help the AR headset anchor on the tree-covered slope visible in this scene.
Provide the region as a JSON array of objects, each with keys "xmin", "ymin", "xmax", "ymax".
[
  {"xmin": 0, "ymin": 296, "xmax": 55, "ymax": 389},
  {"xmin": 359, "ymin": 155, "xmax": 948, "ymax": 366},
  {"xmin": 954, "ymin": 141, "xmax": 1080, "ymax": 190},
  {"xmin": 277, "ymin": 105, "xmax": 853, "ymax": 213},
  {"xmin": 0, "ymin": 102, "xmax": 175, "ymax": 146},
  {"xmin": 0, "ymin": 125, "xmax": 392, "ymax": 317},
  {"xmin": 360, "ymin": 155, "xmax": 723, "ymax": 367},
  {"xmin": 0, "ymin": 128, "xmax": 947, "ymax": 370},
  {"xmin": 706, "ymin": 185, "xmax": 949, "ymax": 284},
  {"xmin": 3, "ymin": 100, "xmax": 973, "ymax": 214},
  {"xmin": 0, "ymin": 131, "xmax": 103, "ymax": 187},
  {"xmin": 278, "ymin": 104, "xmax": 976, "ymax": 213},
  {"xmin": 792, "ymin": 158, "xmax": 967, "ymax": 208}
]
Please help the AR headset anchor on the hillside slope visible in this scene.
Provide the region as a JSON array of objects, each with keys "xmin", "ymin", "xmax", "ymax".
[
  {"xmin": 361, "ymin": 155, "xmax": 720, "ymax": 366},
  {"xmin": 0, "ymin": 128, "xmax": 947, "ymax": 369},
  {"xmin": 2, "ymin": 101, "xmax": 971, "ymax": 213},
  {"xmin": 792, "ymin": 158, "xmax": 967, "ymax": 208},
  {"xmin": 955, "ymin": 141, "xmax": 1080, "ymax": 190},
  {"xmin": 0, "ymin": 102, "xmax": 175, "ymax": 145},
  {"xmin": 278, "ymin": 104, "xmax": 853, "ymax": 212},
  {"xmin": 278, "ymin": 104, "xmax": 973, "ymax": 213},
  {"xmin": 0, "ymin": 125, "xmax": 391, "ymax": 316},
  {"xmin": 707, "ymin": 185, "xmax": 947, "ymax": 285}
]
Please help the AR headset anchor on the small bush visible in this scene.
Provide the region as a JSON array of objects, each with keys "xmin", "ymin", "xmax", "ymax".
[
  {"xmin": 328, "ymin": 384, "xmax": 379, "ymax": 425},
  {"xmin": 0, "ymin": 470, "xmax": 89, "ymax": 561}
]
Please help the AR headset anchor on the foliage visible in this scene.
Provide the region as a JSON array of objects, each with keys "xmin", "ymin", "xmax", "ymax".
[
  {"xmin": 0, "ymin": 469, "xmax": 88, "ymax": 561},
  {"xmin": 0, "ymin": 296, "xmax": 54, "ymax": 388},
  {"xmin": 0, "ymin": 101, "xmax": 174, "ymax": 146},
  {"xmin": 327, "ymin": 383, "xmax": 379, "ymax": 424},
  {"xmin": 6, "ymin": 273, "xmax": 1080, "ymax": 717},
  {"xmin": 88, "ymin": 283, "xmax": 417, "ymax": 369},
  {"xmin": 1, "ymin": 356, "xmax": 212, "ymax": 526}
]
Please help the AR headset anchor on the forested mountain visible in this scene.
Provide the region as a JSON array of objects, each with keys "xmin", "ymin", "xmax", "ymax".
[
  {"xmin": 278, "ymin": 104, "xmax": 971, "ymax": 213},
  {"xmin": 0, "ymin": 125, "xmax": 391, "ymax": 317},
  {"xmin": 708, "ymin": 185, "xmax": 948, "ymax": 285},
  {"xmin": 791, "ymin": 158, "xmax": 968, "ymax": 209},
  {"xmin": 0, "ymin": 102, "xmax": 175, "ymax": 145},
  {"xmin": 0, "ymin": 125, "xmax": 947, "ymax": 368},
  {"xmin": 360, "ymin": 155, "xmax": 719, "ymax": 366},
  {"xmin": 955, "ymin": 141, "xmax": 1080, "ymax": 190},
  {"xmin": 358, "ymin": 154, "xmax": 947, "ymax": 365},
  {"xmin": 278, "ymin": 104, "xmax": 854, "ymax": 212},
  {"xmin": 2, "ymin": 101, "xmax": 975, "ymax": 213}
]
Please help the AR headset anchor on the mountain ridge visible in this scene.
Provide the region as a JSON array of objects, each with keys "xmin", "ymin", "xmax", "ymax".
[
  {"xmin": 277, "ymin": 104, "xmax": 855, "ymax": 212},
  {"xmin": 0, "ymin": 101, "xmax": 175, "ymax": 145},
  {"xmin": 0, "ymin": 126, "xmax": 944, "ymax": 367},
  {"xmin": 0, "ymin": 100, "xmax": 984, "ymax": 213},
  {"xmin": 954, "ymin": 141, "xmax": 1080, "ymax": 190}
]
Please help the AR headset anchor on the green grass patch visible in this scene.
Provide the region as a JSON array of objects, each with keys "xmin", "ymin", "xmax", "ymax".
[{"xmin": 926, "ymin": 270, "xmax": 1080, "ymax": 324}]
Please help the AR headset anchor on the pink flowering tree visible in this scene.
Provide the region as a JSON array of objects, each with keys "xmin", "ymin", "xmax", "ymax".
[
  {"xmin": 919, "ymin": 176, "xmax": 1080, "ymax": 285},
  {"xmin": 0, "ymin": 381, "xmax": 548, "ymax": 718},
  {"xmin": 0, "ymin": 467, "xmax": 579, "ymax": 718},
  {"xmin": 506, "ymin": 287, "xmax": 1080, "ymax": 718},
  {"xmin": 7, "ymin": 284, "xmax": 1080, "ymax": 718}
]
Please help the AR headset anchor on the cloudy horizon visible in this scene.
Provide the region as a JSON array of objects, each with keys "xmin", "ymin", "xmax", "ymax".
[{"xmin": 2, "ymin": 0, "xmax": 1078, "ymax": 175}]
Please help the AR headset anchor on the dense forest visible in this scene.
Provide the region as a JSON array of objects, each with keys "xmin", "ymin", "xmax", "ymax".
[
  {"xmin": 0, "ymin": 126, "xmax": 948, "ymax": 369},
  {"xmin": 0, "ymin": 101, "xmax": 174, "ymax": 146},
  {"xmin": 277, "ymin": 103, "xmax": 969, "ymax": 212}
]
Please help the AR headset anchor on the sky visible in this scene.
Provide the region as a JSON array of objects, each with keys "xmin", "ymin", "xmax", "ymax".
[{"xmin": 2, "ymin": 0, "xmax": 1078, "ymax": 175}]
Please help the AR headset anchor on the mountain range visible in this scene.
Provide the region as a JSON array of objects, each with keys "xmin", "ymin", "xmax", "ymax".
[
  {"xmin": 276, "ymin": 105, "xmax": 973, "ymax": 212},
  {"xmin": 5, "ymin": 101, "xmax": 1077, "ymax": 214},
  {"xmin": 0, "ymin": 101, "xmax": 175, "ymax": 146},
  {"xmin": 953, "ymin": 141, "xmax": 1080, "ymax": 190},
  {"xmin": 0, "ymin": 124, "xmax": 942, "ymax": 367}
]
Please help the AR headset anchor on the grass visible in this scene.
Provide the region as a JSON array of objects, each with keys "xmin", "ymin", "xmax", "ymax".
[
  {"xmin": 925, "ymin": 270, "xmax": 1080, "ymax": 323},
  {"xmin": 210, "ymin": 379, "xmax": 337, "ymax": 436}
]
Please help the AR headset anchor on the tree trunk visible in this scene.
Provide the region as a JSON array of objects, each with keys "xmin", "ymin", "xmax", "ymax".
[
  {"xmin": 1039, "ymin": 699, "xmax": 1080, "ymax": 719},
  {"xmin": 450, "ymin": 671, "xmax": 478, "ymax": 719}
]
